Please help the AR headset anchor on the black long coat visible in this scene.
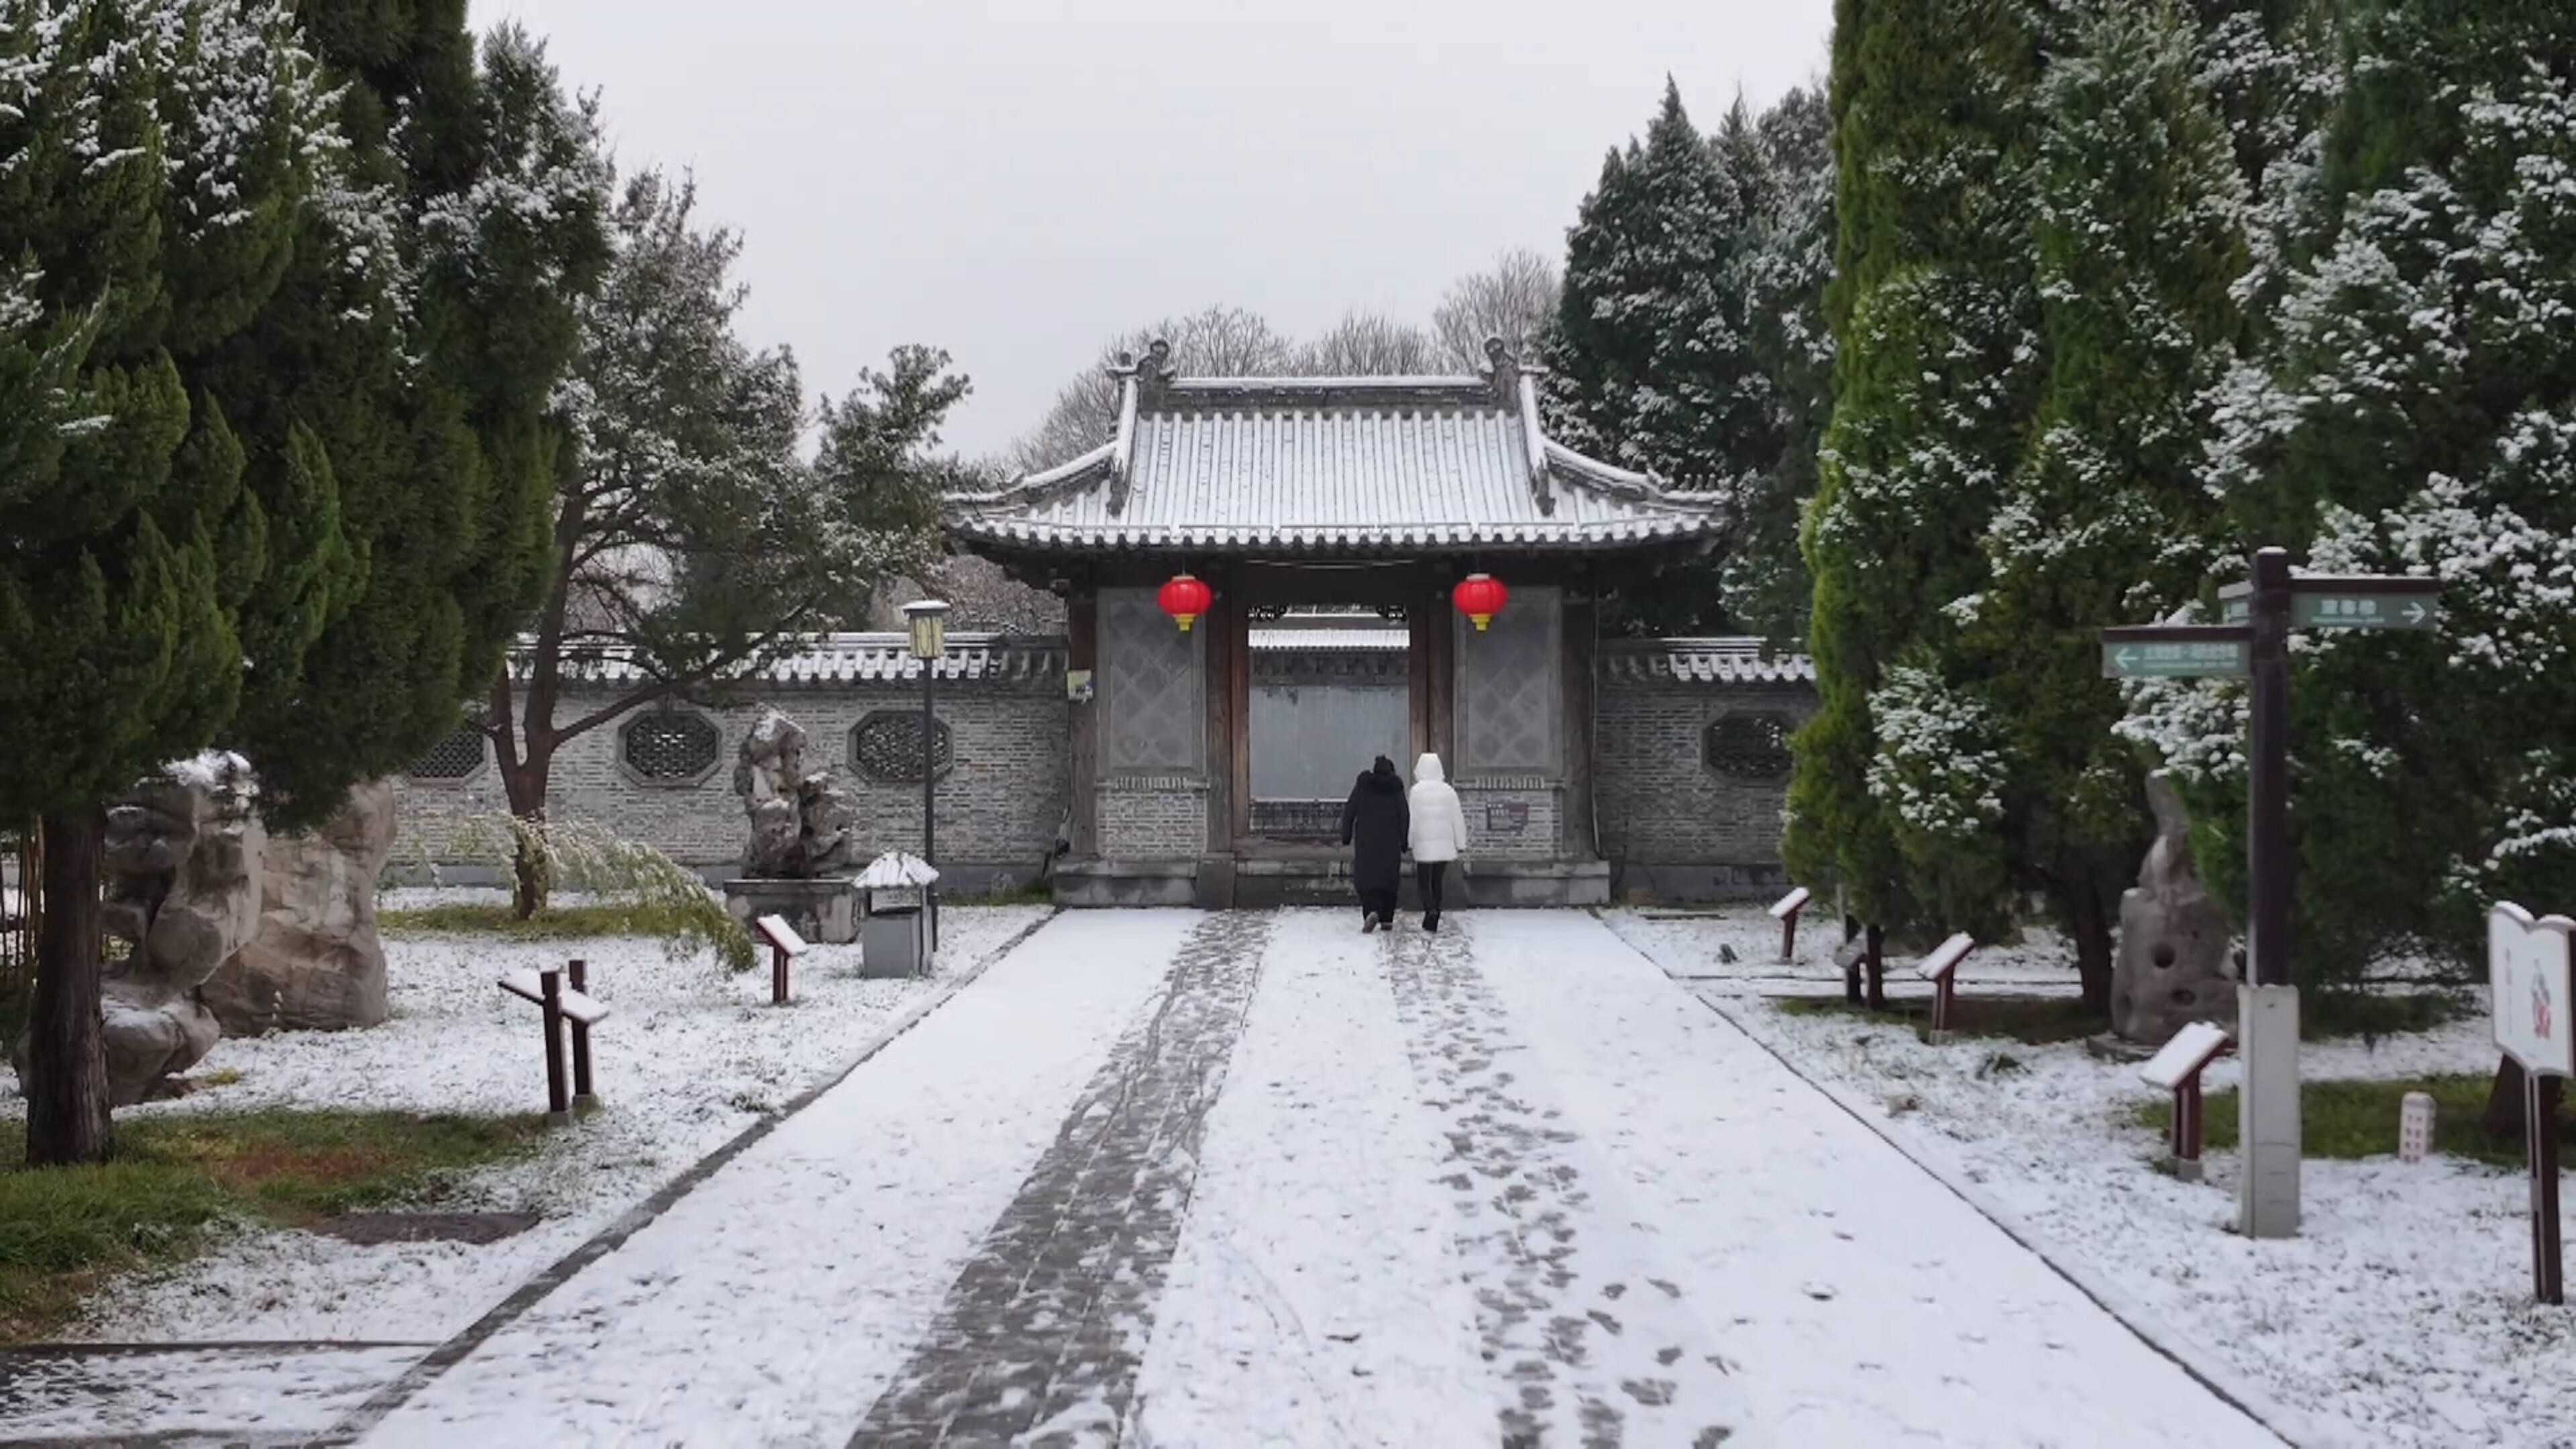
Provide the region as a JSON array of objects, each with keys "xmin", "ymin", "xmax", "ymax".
[{"xmin": 1340, "ymin": 767, "xmax": 1410, "ymax": 896}]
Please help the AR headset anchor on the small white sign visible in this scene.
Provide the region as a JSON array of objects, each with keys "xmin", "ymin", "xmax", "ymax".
[
  {"xmin": 1914, "ymin": 932, "xmax": 1975, "ymax": 982},
  {"xmin": 1768, "ymin": 886, "xmax": 1813, "ymax": 920},
  {"xmin": 496, "ymin": 971, "xmax": 610, "ymax": 1025},
  {"xmin": 2490, "ymin": 902, "xmax": 2575, "ymax": 1077},
  {"xmin": 2399, "ymin": 1091, "xmax": 2436, "ymax": 1163},
  {"xmin": 2140, "ymin": 1020, "xmax": 2232, "ymax": 1092},
  {"xmin": 754, "ymin": 914, "xmax": 811, "ymax": 957}
]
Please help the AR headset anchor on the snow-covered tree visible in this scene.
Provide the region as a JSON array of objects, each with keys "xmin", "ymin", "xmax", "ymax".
[
  {"xmin": 486, "ymin": 168, "xmax": 965, "ymax": 916},
  {"xmin": 2126, "ymin": 0, "xmax": 2576, "ymax": 1007},
  {"xmin": 1786, "ymin": 0, "xmax": 2043, "ymax": 962},
  {"xmin": 0, "ymin": 0, "xmax": 355, "ymax": 1165}
]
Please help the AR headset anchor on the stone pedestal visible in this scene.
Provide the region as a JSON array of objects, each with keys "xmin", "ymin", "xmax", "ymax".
[
  {"xmin": 723, "ymin": 877, "xmax": 858, "ymax": 946},
  {"xmin": 2238, "ymin": 983, "xmax": 2302, "ymax": 1238}
]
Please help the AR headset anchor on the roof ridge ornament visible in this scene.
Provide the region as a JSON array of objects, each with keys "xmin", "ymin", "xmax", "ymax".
[
  {"xmin": 1104, "ymin": 339, "xmax": 1174, "ymax": 517},
  {"xmin": 1486, "ymin": 337, "xmax": 1557, "ymax": 517}
]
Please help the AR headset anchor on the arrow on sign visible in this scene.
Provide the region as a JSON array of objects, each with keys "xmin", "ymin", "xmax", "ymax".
[
  {"xmin": 2404, "ymin": 600, "xmax": 2426, "ymax": 625},
  {"xmin": 2116, "ymin": 647, "xmax": 2138, "ymax": 672}
]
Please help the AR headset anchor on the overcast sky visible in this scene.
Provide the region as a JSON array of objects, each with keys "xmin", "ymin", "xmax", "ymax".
[{"xmin": 480, "ymin": 1, "xmax": 1835, "ymax": 463}]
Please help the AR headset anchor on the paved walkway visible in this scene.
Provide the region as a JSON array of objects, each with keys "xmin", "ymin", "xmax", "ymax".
[{"xmin": 5, "ymin": 909, "xmax": 2294, "ymax": 1447}]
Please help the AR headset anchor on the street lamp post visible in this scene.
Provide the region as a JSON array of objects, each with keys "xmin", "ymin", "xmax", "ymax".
[{"xmin": 903, "ymin": 598, "xmax": 949, "ymax": 953}]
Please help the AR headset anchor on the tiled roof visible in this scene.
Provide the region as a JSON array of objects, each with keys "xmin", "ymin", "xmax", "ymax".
[
  {"xmin": 949, "ymin": 366, "xmax": 1725, "ymax": 557},
  {"xmin": 507, "ymin": 633, "xmax": 1065, "ymax": 688},
  {"xmin": 1598, "ymin": 637, "xmax": 1816, "ymax": 685}
]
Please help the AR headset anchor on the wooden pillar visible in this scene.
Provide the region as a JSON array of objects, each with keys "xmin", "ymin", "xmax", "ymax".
[
  {"xmin": 1203, "ymin": 567, "xmax": 1239, "ymax": 855},
  {"xmin": 1410, "ymin": 582, "xmax": 1454, "ymax": 767},
  {"xmin": 1561, "ymin": 591, "xmax": 1597, "ymax": 858},
  {"xmin": 1066, "ymin": 593, "xmax": 1098, "ymax": 859}
]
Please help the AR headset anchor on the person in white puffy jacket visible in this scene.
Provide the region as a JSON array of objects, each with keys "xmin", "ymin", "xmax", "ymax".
[{"xmin": 1406, "ymin": 752, "xmax": 1468, "ymax": 931}]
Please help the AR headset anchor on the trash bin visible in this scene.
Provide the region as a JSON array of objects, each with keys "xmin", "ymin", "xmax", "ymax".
[
  {"xmin": 861, "ymin": 904, "xmax": 925, "ymax": 979},
  {"xmin": 857, "ymin": 851, "xmax": 940, "ymax": 979}
]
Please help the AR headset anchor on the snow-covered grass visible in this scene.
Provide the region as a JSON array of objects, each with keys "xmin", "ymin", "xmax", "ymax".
[
  {"xmin": 22, "ymin": 892, "xmax": 1051, "ymax": 1346},
  {"xmin": 1608, "ymin": 906, "xmax": 2576, "ymax": 1449}
]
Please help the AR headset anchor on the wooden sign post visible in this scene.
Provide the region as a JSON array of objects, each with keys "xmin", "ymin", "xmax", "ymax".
[
  {"xmin": 2490, "ymin": 902, "xmax": 2574, "ymax": 1305},
  {"xmin": 498, "ymin": 967, "xmax": 610, "ymax": 1126},
  {"xmin": 566, "ymin": 958, "xmax": 596, "ymax": 1108},
  {"xmin": 755, "ymin": 913, "xmax": 811, "ymax": 1006},
  {"xmin": 1914, "ymin": 932, "xmax": 1975, "ymax": 1044},
  {"xmin": 1770, "ymin": 887, "xmax": 1813, "ymax": 964},
  {"xmin": 2141, "ymin": 1021, "xmax": 2234, "ymax": 1181},
  {"xmin": 2104, "ymin": 550, "xmax": 2442, "ymax": 1240}
]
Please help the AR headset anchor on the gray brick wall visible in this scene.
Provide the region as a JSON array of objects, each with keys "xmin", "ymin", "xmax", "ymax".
[
  {"xmin": 1593, "ymin": 679, "xmax": 1815, "ymax": 869},
  {"xmin": 1097, "ymin": 777, "xmax": 1209, "ymax": 860},
  {"xmin": 1453, "ymin": 781, "xmax": 1562, "ymax": 861},
  {"xmin": 395, "ymin": 676, "xmax": 1069, "ymax": 878}
]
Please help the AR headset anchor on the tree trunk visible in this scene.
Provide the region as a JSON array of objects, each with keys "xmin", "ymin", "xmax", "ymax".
[
  {"xmin": 2068, "ymin": 877, "xmax": 2114, "ymax": 1019},
  {"xmin": 1841, "ymin": 914, "xmax": 1863, "ymax": 1004},
  {"xmin": 2481, "ymin": 1054, "xmax": 2527, "ymax": 1142},
  {"xmin": 1864, "ymin": 922, "xmax": 1888, "ymax": 1012},
  {"xmin": 25, "ymin": 809, "xmax": 111, "ymax": 1167},
  {"xmin": 498, "ymin": 751, "xmax": 552, "ymax": 922}
]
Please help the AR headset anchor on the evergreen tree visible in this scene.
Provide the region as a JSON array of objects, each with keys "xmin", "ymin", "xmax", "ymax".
[
  {"xmin": 1540, "ymin": 80, "xmax": 1769, "ymax": 635},
  {"xmin": 488, "ymin": 168, "xmax": 963, "ymax": 915},
  {"xmin": 0, "ymin": 0, "xmax": 345, "ymax": 1165},
  {"xmin": 1727, "ymin": 84, "xmax": 1837, "ymax": 646},
  {"xmin": 1785, "ymin": 0, "xmax": 2043, "ymax": 965},
  {"xmin": 2125, "ymin": 0, "xmax": 2576, "ymax": 1015},
  {"xmin": 1960, "ymin": 0, "xmax": 2250, "ymax": 1008},
  {"xmin": 201, "ymin": 15, "xmax": 607, "ymax": 826}
]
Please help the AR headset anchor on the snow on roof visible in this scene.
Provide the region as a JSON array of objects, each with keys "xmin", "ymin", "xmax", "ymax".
[
  {"xmin": 1249, "ymin": 627, "xmax": 1409, "ymax": 651},
  {"xmin": 508, "ymin": 634, "xmax": 1065, "ymax": 688},
  {"xmin": 949, "ymin": 373, "xmax": 1724, "ymax": 556},
  {"xmin": 1599, "ymin": 638, "xmax": 1817, "ymax": 686},
  {"xmin": 857, "ymin": 851, "xmax": 939, "ymax": 888}
]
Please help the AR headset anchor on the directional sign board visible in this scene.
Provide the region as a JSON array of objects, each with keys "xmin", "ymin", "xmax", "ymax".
[
  {"xmin": 2491, "ymin": 902, "xmax": 2575, "ymax": 1078},
  {"xmin": 2102, "ymin": 636, "xmax": 2251, "ymax": 679},
  {"xmin": 2292, "ymin": 589, "xmax": 2437, "ymax": 630}
]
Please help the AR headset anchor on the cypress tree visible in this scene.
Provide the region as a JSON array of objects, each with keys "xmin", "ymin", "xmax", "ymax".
[
  {"xmin": 0, "ymin": 0, "xmax": 341, "ymax": 1165},
  {"xmin": 1785, "ymin": 0, "xmax": 2043, "ymax": 953},
  {"xmin": 1541, "ymin": 80, "xmax": 1769, "ymax": 635}
]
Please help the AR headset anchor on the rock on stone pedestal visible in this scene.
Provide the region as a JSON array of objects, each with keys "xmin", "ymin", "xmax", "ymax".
[
  {"xmin": 204, "ymin": 779, "xmax": 396, "ymax": 1034},
  {"xmin": 723, "ymin": 877, "xmax": 859, "ymax": 946},
  {"xmin": 2112, "ymin": 774, "xmax": 2238, "ymax": 1046}
]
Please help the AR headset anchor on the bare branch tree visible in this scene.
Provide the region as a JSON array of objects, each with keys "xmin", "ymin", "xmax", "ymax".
[
  {"xmin": 1432, "ymin": 247, "xmax": 1562, "ymax": 370},
  {"xmin": 1290, "ymin": 311, "xmax": 1440, "ymax": 375},
  {"xmin": 1008, "ymin": 305, "xmax": 1299, "ymax": 471}
]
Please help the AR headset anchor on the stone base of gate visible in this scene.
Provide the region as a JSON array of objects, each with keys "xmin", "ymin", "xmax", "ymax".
[{"xmin": 1053, "ymin": 858, "xmax": 1201, "ymax": 908}]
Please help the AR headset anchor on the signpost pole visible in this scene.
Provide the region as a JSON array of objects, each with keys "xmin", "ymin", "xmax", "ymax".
[
  {"xmin": 2529, "ymin": 1071, "xmax": 2564, "ymax": 1305},
  {"xmin": 566, "ymin": 957, "xmax": 596, "ymax": 1108},
  {"xmin": 2239, "ymin": 547, "xmax": 2302, "ymax": 1239},
  {"xmin": 539, "ymin": 967, "xmax": 571, "ymax": 1127}
]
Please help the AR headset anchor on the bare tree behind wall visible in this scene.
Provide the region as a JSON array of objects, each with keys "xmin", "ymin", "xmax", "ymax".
[
  {"xmin": 484, "ymin": 168, "xmax": 967, "ymax": 916},
  {"xmin": 1431, "ymin": 248, "xmax": 1561, "ymax": 372}
]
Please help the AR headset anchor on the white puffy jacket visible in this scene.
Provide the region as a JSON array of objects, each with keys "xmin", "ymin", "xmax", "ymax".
[{"xmin": 1407, "ymin": 753, "xmax": 1469, "ymax": 863}]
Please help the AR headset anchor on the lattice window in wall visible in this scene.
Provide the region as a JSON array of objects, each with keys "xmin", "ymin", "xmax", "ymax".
[
  {"xmin": 407, "ymin": 727, "xmax": 486, "ymax": 780},
  {"xmin": 851, "ymin": 710, "xmax": 953, "ymax": 783},
  {"xmin": 1705, "ymin": 713, "xmax": 1793, "ymax": 782},
  {"xmin": 622, "ymin": 711, "xmax": 720, "ymax": 781}
]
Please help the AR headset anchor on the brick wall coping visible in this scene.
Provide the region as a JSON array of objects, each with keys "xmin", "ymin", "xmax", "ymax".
[
  {"xmin": 507, "ymin": 633, "xmax": 1069, "ymax": 688},
  {"xmin": 1597, "ymin": 637, "xmax": 1816, "ymax": 686}
]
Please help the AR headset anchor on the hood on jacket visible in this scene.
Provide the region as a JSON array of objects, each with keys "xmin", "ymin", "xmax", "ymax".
[
  {"xmin": 1356, "ymin": 762, "xmax": 1404, "ymax": 794},
  {"xmin": 1414, "ymin": 753, "xmax": 1446, "ymax": 784}
]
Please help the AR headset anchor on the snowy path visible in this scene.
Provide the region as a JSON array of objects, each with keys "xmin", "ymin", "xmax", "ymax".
[{"xmin": 11, "ymin": 908, "xmax": 2304, "ymax": 1446}]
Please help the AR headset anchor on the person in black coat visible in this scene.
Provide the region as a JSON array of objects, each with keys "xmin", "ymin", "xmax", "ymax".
[{"xmin": 1339, "ymin": 755, "xmax": 1410, "ymax": 932}]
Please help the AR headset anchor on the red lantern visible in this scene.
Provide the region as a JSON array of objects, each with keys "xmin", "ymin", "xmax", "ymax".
[
  {"xmin": 1158, "ymin": 572, "xmax": 1213, "ymax": 633},
  {"xmin": 1452, "ymin": 573, "xmax": 1508, "ymax": 632}
]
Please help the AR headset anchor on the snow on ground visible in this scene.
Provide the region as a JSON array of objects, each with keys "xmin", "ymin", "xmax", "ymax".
[
  {"xmin": 1607, "ymin": 905, "xmax": 2576, "ymax": 1449},
  {"xmin": 1495, "ymin": 911, "xmax": 2285, "ymax": 1448},
  {"xmin": 357, "ymin": 909, "xmax": 1192, "ymax": 1449},
  {"xmin": 1130, "ymin": 910, "xmax": 1496, "ymax": 1445},
  {"xmin": 41, "ymin": 894, "xmax": 1050, "ymax": 1347}
]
